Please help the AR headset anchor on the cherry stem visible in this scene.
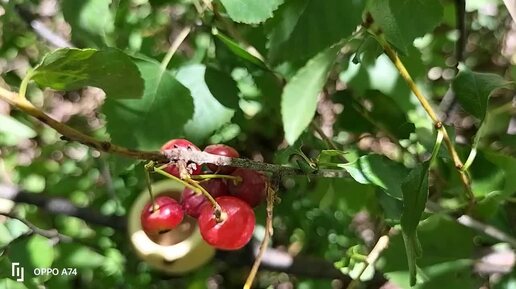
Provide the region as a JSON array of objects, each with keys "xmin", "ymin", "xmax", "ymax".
[
  {"xmin": 190, "ymin": 174, "xmax": 241, "ymax": 182},
  {"xmin": 153, "ymin": 166, "xmax": 223, "ymax": 221},
  {"xmin": 186, "ymin": 180, "xmax": 225, "ymax": 222},
  {"xmin": 243, "ymin": 185, "xmax": 275, "ymax": 289},
  {"xmin": 144, "ymin": 161, "xmax": 157, "ymax": 212}
]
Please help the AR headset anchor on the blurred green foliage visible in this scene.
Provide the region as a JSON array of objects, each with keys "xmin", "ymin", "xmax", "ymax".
[{"xmin": 0, "ymin": 0, "xmax": 515, "ymax": 288}]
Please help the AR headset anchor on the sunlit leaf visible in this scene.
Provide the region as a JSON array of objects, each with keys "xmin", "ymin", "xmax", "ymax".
[
  {"xmin": 102, "ymin": 58, "xmax": 193, "ymax": 150},
  {"xmin": 219, "ymin": 0, "xmax": 284, "ymax": 24},
  {"xmin": 340, "ymin": 154, "xmax": 409, "ymax": 199},
  {"xmin": 267, "ymin": 0, "xmax": 365, "ymax": 64},
  {"xmin": 369, "ymin": 0, "xmax": 443, "ymax": 54},
  {"xmin": 452, "ymin": 69, "xmax": 511, "ymax": 121},
  {"xmin": 282, "ymin": 45, "xmax": 340, "ymax": 144},
  {"xmin": 32, "ymin": 48, "xmax": 144, "ymax": 99}
]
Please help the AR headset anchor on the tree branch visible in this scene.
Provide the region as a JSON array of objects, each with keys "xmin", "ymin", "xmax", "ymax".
[
  {"xmin": 162, "ymin": 148, "xmax": 347, "ymax": 177},
  {"xmin": 0, "ymin": 86, "xmax": 349, "ymax": 178},
  {"xmin": 0, "ymin": 86, "xmax": 164, "ymax": 161},
  {"xmin": 0, "ymin": 212, "xmax": 73, "ymax": 243},
  {"xmin": 0, "ymin": 184, "xmax": 126, "ymax": 230}
]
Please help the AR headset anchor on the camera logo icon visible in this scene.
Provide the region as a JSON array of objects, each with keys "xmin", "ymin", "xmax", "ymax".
[{"xmin": 11, "ymin": 262, "xmax": 24, "ymax": 282}]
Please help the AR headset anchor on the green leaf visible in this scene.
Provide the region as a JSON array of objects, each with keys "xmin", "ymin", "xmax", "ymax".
[
  {"xmin": 219, "ymin": 0, "xmax": 284, "ymax": 24},
  {"xmin": 213, "ymin": 30, "xmax": 268, "ymax": 69},
  {"xmin": 0, "ymin": 218, "xmax": 31, "ymax": 248},
  {"xmin": 102, "ymin": 58, "xmax": 193, "ymax": 150},
  {"xmin": 452, "ymin": 69, "xmax": 511, "ymax": 121},
  {"xmin": 204, "ymin": 66, "xmax": 240, "ymax": 109},
  {"xmin": 176, "ymin": 64, "xmax": 235, "ymax": 143},
  {"xmin": 282, "ymin": 45, "xmax": 340, "ymax": 144},
  {"xmin": 331, "ymin": 179, "xmax": 375, "ymax": 215},
  {"xmin": 267, "ymin": 0, "xmax": 365, "ymax": 64},
  {"xmin": 62, "ymin": 0, "xmax": 114, "ymax": 47},
  {"xmin": 9, "ymin": 235, "xmax": 54, "ymax": 273},
  {"xmin": 317, "ymin": 149, "xmax": 349, "ymax": 165},
  {"xmin": 369, "ymin": 0, "xmax": 443, "ymax": 54},
  {"xmin": 483, "ymin": 150, "xmax": 516, "ymax": 198},
  {"xmin": 32, "ymin": 48, "xmax": 144, "ymax": 99},
  {"xmin": 469, "ymin": 150, "xmax": 505, "ymax": 197},
  {"xmin": 340, "ymin": 154, "xmax": 409, "ymax": 199},
  {"xmin": 335, "ymin": 90, "xmax": 415, "ymax": 139},
  {"xmin": 0, "ymin": 114, "xmax": 36, "ymax": 144},
  {"xmin": 400, "ymin": 164, "xmax": 430, "ymax": 286},
  {"xmin": 56, "ymin": 243, "xmax": 105, "ymax": 269},
  {"xmin": 382, "ymin": 215, "xmax": 477, "ymax": 288},
  {"xmin": 0, "ymin": 278, "xmax": 29, "ymax": 289},
  {"xmin": 352, "ymin": 35, "xmax": 383, "ymax": 65}
]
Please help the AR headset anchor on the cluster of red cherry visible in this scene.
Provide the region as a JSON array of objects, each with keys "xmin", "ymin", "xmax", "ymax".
[{"xmin": 140, "ymin": 139, "xmax": 267, "ymax": 250}]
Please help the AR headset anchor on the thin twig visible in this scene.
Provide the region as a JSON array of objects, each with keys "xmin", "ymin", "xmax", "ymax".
[
  {"xmin": 0, "ymin": 86, "xmax": 350, "ymax": 178},
  {"xmin": 346, "ymin": 235, "xmax": 390, "ymax": 289},
  {"xmin": 0, "ymin": 184, "xmax": 126, "ymax": 230},
  {"xmin": 243, "ymin": 186, "xmax": 275, "ymax": 289},
  {"xmin": 372, "ymin": 32, "xmax": 474, "ymax": 208},
  {"xmin": 160, "ymin": 26, "xmax": 192, "ymax": 70},
  {"xmin": 311, "ymin": 121, "xmax": 340, "ymax": 151},
  {"xmin": 0, "ymin": 86, "xmax": 164, "ymax": 161},
  {"xmin": 426, "ymin": 201, "xmax": 516, "ymax": 248},
  {"xmin": 0, "ymin": 212, "xmax": 73, "ymax": 243}
]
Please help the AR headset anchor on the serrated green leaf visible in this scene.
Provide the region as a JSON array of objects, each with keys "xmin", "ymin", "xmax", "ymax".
[
  {"xmin": 282, "ymin": 45, "xmax": 339, "ymax": 144},
  {"xmin": 401, "ymin": 164, "xmax": 430, "ymax": 286},
  {"xmin": 62, "ymin": 0, "xmax": 113, "ymax": 47},
  {"xmin": 369, "ymin": 0, "xmax": 443, "ymax": 54},
  {"xmin": 176, "ymin": 64, "xmax": 235, "ymax": 143},
  {"xmin": 219, "ymin": 0, "xmax": 284, "ymax": 24},
  {"xmin": 32, "ymin": 48, "xmax": 144, "ymax": 99},
  {"xmin": 340, "ymin": 154, "xmax": 409, "ymax": 199},
  {"xmin": 267, "ymin": 0, "xmax": 365, "ymax": 64},
  {"xmin": 452, "ymin": 69, "xmax": 511, "ymax": 121},
  {"xmin": 9, "ymin": 235, "xmax": 54, "ymax": 273},
  {"xmin": 102, "ymin": 58, "xmax": 193, "ymax": 150}
]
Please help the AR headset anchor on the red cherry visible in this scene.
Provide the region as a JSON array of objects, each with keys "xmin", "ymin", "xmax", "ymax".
[
  {"xmin": 140, "ymin": 196, "xmax": 184, "ymax": 236},
  {"xmin": 204, "ymin": 144, "xmax": 240, "ymax": 174},
  {"xmin": 197, "ymin": 196, "xmax": 255, "ymax": 250},
  {"xmin": 228, "ymin": 168, "xmax": 267, "ymax": 207},
  {"xmin": 160, "ymin": 139, "xmax": 202, "ymax": 178},
  {"xmin": 181, "ymin": 179, "xmax": 229, "ymax": 218}
]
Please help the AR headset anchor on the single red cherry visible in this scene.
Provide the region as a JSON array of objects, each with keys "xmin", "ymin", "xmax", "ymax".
[
  {"xmin": 204, "ymin": 144, "xmax": 240, "ymax": 174},
  {"xmin": 228, "ymin": 168, "xmax": 267, "ymax": 207},
  {"xmin": 160, "ymin": 139, "xmax": 202, "ymax": 178},
  {"xmin": 140, "ymin": 196, "xmax": 184, "ymax": 236},
  {"xmin": 181, "ymin": 179, "xmax": 229, "ymax": 218},
  {"xmin": 198, "ymin": 196, "xmax": 255, "ymax": 250}
]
